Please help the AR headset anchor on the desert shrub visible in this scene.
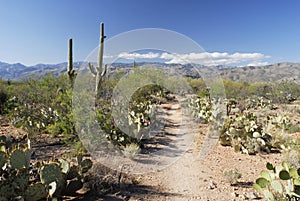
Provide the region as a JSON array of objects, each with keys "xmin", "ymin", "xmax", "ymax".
[
  {"xmin": 122, "ymin": 142, "xmax": 141, "ymax": 159},
  {"xmin": 186, "ymin": 78, "xmax": 208, "ymax": 96},
  {"xmin": 287, "ymin": 124, "xmax": 300, "ymax": 134},
  {"xmin": 188, "ymin": 77, "xmax": 300, "ymax": 102},
  {"xmin": 263, "ymin": 80, "xmax": 300, "ymax": 104},
  {"xmin": 0, "ymin": 79, "xmax": 19, "ymax": 115},
  {"xmin": 11, "ymin": 74, "xmax": 76, "ymax": 143},
  {"xmin": 223, "ymin": 168, "xmax": 242, "ymax": 185},
  {"xmin": 223, "ymin": 80, "xmax": 252, "ymax": 99},
  {"xmin": 248, "ymin": 82, "xmax": 274, "ymax": 98},
  {"xmin": 0, "ymin": 88, "xmax": 8, "ymax": 114},
  {"xmin": 46, "ymin": 88, "xmax": 75, "ymax": 139}
]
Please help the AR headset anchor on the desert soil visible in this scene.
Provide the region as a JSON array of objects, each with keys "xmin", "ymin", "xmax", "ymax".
[{"xmin": 0, "ymin": 98, "xmax": 287, "ymax": 201}]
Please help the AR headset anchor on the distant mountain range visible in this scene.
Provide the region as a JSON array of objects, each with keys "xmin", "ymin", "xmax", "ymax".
[
  {"xmin": 0, "ymin": 61, "xmax": 299, "ymax": 84},
  {"xmin": 0, "ymin": 61, "xmax": 84, "ymax": 81}
]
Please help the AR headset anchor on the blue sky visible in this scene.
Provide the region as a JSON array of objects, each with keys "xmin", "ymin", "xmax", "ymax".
[{"xmin": 1, "ymin": 0, "xmax": 300, "ymax": 66}]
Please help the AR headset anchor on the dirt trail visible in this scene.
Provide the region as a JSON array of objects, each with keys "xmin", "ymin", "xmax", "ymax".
[
  {"xmin": 127, "ymin": 98, "xmax": 283, "ymax": 201},
  {"xmin": 152, "ymin": 100, "xmax": 207, "ymax": 200}
]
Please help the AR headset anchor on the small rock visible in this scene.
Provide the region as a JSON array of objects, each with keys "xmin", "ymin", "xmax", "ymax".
[
  {"xmin": 247, "ymin": 192, "xmax": 259, "ymax": 199},
  {"xmin": 208, "ymin": 180, "xmax": 217, "ymax": 189}
]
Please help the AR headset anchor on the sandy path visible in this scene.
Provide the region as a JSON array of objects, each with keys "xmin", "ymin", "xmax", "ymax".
[{"xmin": 127, "ymin": 98, "xmax": 283, "ymax": 201}]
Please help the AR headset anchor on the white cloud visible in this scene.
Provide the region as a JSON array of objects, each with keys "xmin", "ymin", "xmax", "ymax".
[
  {"xmin": 116, "ymin": 51, "xmax": 270, "ymax": 66},
  {"xmin": 118, "ymin": 52, "xmax": 160, "ymax": 60},
  {"xmin": 160, "ymin": 52, "xmax": 270, "ymax": 66}
]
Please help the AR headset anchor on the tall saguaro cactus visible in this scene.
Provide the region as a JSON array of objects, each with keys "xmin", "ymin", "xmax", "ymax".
[
  {"xmin": 89, "ymin": 22, "xmax": 107, "ymax": 95},
  {"xmin": 67, "ymin": 38, "xmax": 76, "ymax": 87}
]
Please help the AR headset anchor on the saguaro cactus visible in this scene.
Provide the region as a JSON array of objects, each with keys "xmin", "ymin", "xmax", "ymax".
[
  {"xmin": 67, "ymin": 38, "xmax": 76, "ymax": 87},
  {"xmin": 89, "ymin": 22, "xmax": 107, "ymax": 95}
]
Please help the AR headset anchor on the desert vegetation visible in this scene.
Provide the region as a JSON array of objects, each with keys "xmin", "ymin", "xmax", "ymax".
[
  {"xmin": 187, "ymin": 78, "xmax": 300, "ymax": 200},
  {"xmin": 1, "ymin": 71, "xmax": 300, "ymax": 200}
]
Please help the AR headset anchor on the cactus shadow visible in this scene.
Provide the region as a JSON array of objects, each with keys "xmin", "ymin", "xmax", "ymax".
[
  {"xmin": 231, "ymin": 181, "xmax": 254, "ymax": 188},
  {"xmin": 68, "ymin": 194, "xmax": 124, "ymax": 201},
  {"xmin": 122, "ymin": 184, "xmax": 183, "ymax": 199},
  {"xmin": 68, "ymin": 184, "xmax": 182, "ymax": 201}
]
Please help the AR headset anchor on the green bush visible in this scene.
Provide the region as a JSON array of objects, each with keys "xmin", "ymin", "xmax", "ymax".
[{"xmin": 10, "ymin": 74, "xmax": 76, "ymax": 143}]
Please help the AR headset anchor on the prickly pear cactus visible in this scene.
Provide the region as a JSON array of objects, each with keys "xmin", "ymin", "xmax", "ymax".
[
  {"xmin": 188, "ymin": 96, "xmax": 212, "ymax": 123},
  {"xmin": 59, "ymin": 158, "xmax": 70, "ymax": 174},
  {"xmin": 24, "ymin": 149, "xmax": 31, "ymax": 168},
  {"xmin": 15, "ymin": 169, "xmax": 30, "ymax": 192},
  {"xmin": 10, "ymin": 149, "xmax": 27, "ymax": 169},
  {"xmin": 254, "ymin": 162, "xmax": 300, "ymax": 200},
  {"xmin": 0, "ymin": 143, "xmax": 5, "ymax": 153},
  {"xmin": 0, "ymin": 184, "xmax": 15, "ymax": 199},
  {"xmin": 25, "ymin": 183, "xmax": 48, "ymax": 201},
  {"xmin": 40, "ymin": 163, "xmax": 64, "ymax": 196},
  {"xmin": 0, "ymin": 135, "xmax": 93, "ymax": 200},
  {"xmin": 40, "ymin": 164, "xmax": 62, "ymax": 185},
  {"xmin": 59, "ymin": 156, "xmax": 93, "ymax": 196},
  {"xmin": 220, "ymin": 111, "xmax": 273, "ymax": 155},
  {"xmin": 0, "ymin": 151, "xmax": 6, "ymax": 169}
]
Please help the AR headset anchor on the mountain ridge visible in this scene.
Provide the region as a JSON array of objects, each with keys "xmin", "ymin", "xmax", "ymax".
[{"xmin": 0, "ymin": 61, "xmax": 299, "ymax": 83}]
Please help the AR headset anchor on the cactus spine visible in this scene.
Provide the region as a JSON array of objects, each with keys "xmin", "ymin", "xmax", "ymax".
[
  {"xmin": 67, "ymin": 38, "xmax": 76, "ymax": 87},
  {"xmin": 89, "ymin": 22, "xmax": 107, "ymax": 95}
]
